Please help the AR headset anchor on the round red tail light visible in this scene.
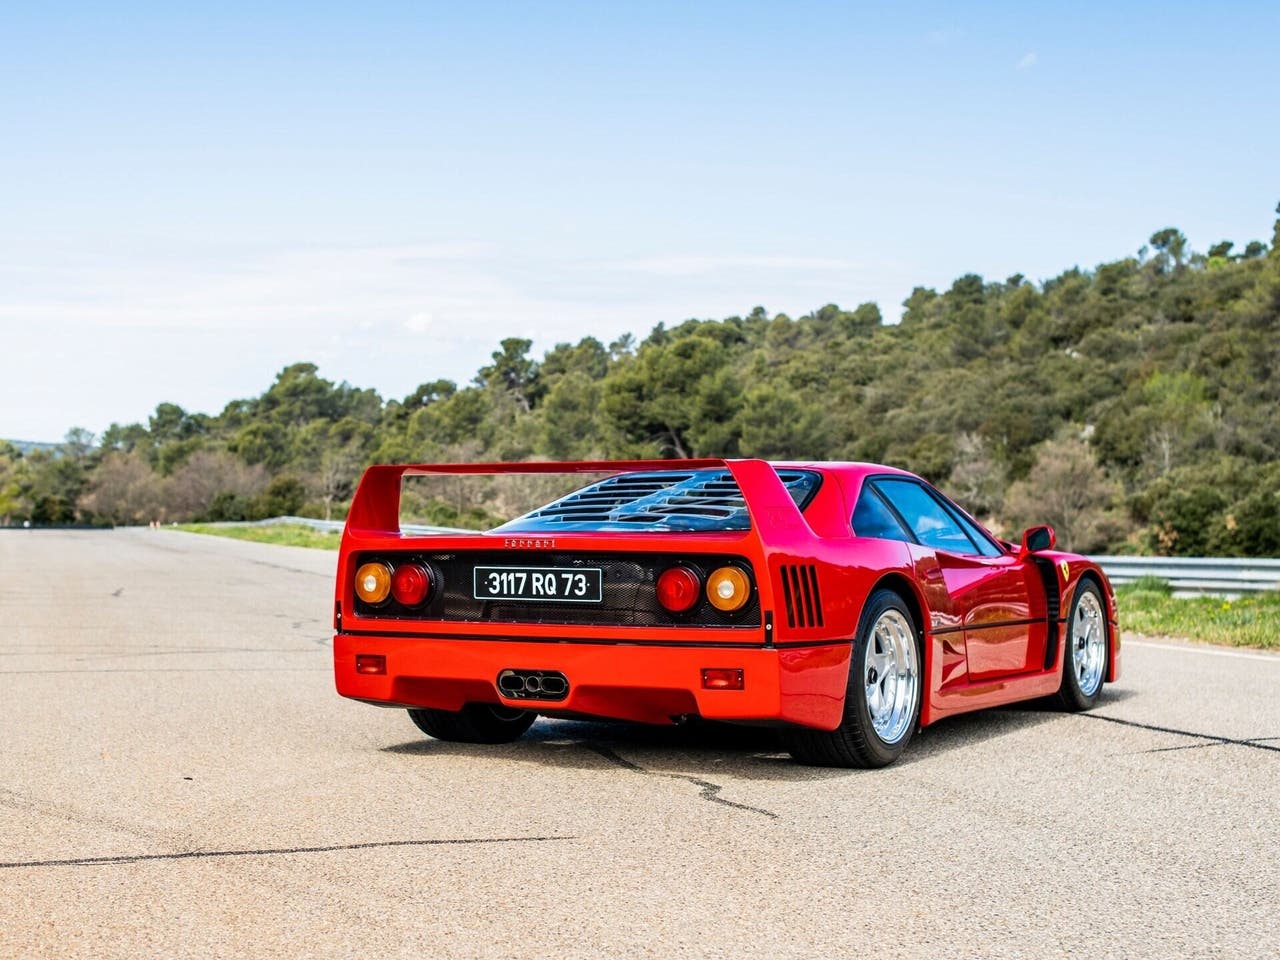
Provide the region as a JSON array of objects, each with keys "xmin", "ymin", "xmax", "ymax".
[
  {"xmin": 656, "ymin": 566, "xmax": 701, "ymax": 613},
  {"xmin": 391, "ymin": 563, "xmax": 433, "ymax": 607}
]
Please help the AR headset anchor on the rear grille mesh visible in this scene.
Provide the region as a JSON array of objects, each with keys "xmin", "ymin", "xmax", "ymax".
[
  {"xmin": 352, "ymin": 550, "xmax": 761, "ymax": 629},
  {"xmin": 780, "ymin": 564, "xmax": 824, "ymax": 629}
]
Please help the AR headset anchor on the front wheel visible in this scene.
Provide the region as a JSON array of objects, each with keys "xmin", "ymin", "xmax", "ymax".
[
  {"xmin": 408, "ymin": 704, "xmax": 536, "ymax": 744},
  {"xmin": 1056, "ymin": 580, "xmax": 1107, "ymax": 711},
  {"xmin": 785, "ymin": 589, "xmax": 922, "ymax": 768}
]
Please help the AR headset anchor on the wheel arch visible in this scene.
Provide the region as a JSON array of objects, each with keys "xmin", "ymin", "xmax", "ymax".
[{"xmin": 868, "ymin": 571, "xmax": 927, "ymax": 640}]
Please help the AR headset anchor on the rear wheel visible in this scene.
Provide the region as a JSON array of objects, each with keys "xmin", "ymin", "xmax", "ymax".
[
  {"xmin": 407, "ymin": 704, "xmax": 536, "ymax": 744},
  {"xmin": 785, "ymin": 589, "xmax": 922, "ymax": 768},
  {"xmin": 1056, "ymin": 580, "xmax": 1107, "ymax": 711}
]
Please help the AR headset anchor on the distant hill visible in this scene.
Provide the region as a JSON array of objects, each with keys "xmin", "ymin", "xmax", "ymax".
[{"xmin": 2, "ymin": 207, "xmax": 1278, "ymax": 554}]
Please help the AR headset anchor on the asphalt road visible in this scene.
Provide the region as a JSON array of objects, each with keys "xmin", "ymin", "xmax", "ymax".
[{"xmin": 2, "ymin": 529, "xmax": 1277, "ymax": 960}]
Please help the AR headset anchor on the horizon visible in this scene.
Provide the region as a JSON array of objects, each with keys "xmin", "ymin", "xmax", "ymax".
[{"xmin": 4, "ymin": 2, "xmax": 1279, "ymax": 442}]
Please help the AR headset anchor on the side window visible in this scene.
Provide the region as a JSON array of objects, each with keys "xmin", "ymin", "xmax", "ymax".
[
  {"xmin": 874, "ymin": 479, "xmax": 980, "ymax": 555},
  {"xmin": 948, "ymin": 505, "xmax": 1004, "ymax": 558},
  {"xmin": 852, "ymin": 485, "xmax": 912, "ymax": 542}
]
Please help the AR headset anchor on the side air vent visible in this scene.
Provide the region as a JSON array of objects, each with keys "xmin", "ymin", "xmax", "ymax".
[
  {"xmin": 780, "ymin": 564, "xmax": 824, "ymax": 629},
  {"xmin": 1032, "ymin": 557, "xmax": 1063, "ymax": 670}
]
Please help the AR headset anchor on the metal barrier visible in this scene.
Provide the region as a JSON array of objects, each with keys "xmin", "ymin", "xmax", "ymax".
[{"xmin": 1091, "ymin": 555, "xmax": 1280, "ymax": 596}]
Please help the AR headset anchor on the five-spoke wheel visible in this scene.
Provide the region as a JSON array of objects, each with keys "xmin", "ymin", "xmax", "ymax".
[
  {"xmin": 864, "ymin": 607, "xmax": 920, "ymax": 746},
  {"xmin": 1057, "ymin": 580, "xmax": 1108, "ymax": 711}
]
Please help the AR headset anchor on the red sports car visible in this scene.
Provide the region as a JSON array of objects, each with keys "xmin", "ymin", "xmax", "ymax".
[{"xmin": 333, "ymin": 459, "xmax": 1119, "ymax": 767}]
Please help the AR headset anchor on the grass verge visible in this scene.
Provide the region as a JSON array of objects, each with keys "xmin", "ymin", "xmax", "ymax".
[
  {"xmin": 174, "ymin": 522, "xmax": 341, "ymax": 550},
  {"xmin": 1115, "ymin": 582, "xmax": 1280, "ymax": 651}
]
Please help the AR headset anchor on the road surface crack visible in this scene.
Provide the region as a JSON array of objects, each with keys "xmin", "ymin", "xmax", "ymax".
[
  {"xmin": 587, "ymin": 745, "xmax": 778, "ymax": 818},
  {"xmin": 1084, "ymin": 713, "xmax": 1280, "ymax": 754},
  {"xmin": 0, "ymin": 835, "xmax": 576, "ymax": 870}
]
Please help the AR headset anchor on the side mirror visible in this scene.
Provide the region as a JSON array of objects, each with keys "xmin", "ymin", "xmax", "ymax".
[{"xmin": 1020, "ymin": 525, "xmax": 1056, "ymax": 555}]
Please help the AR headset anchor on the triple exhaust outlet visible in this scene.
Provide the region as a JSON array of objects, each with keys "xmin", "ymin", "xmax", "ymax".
[{"xmin": 497, "ymin": 669, "xmax": 570, "ymax": 702}]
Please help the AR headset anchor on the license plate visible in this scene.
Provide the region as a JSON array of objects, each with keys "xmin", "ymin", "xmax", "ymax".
[{"xmin": 473, "ymin": 566, "xmax": 603, "ymax": 603}]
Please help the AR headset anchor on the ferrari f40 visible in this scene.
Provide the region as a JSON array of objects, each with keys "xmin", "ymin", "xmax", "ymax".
[{"xmin": 333, "ymin": 460, "xmax": 1119, "ymax": 767}]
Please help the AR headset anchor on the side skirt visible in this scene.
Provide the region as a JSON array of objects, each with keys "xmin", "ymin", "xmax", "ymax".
[{"xmin": 921, "ymin": 662, "xmax": 1062, "ymax": 726}]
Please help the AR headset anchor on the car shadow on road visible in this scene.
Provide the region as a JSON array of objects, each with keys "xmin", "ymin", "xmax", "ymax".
[{"xmin": 380, "ymin": 686, "xmax": 1135, "ymax": 782}]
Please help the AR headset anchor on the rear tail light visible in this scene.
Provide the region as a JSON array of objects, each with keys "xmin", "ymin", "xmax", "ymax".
[
  {"xmin": 706, "ymin": 566, "xmax": 750, "ymax": 612},
  {"xmin": 391, "ymin": 563, "xmax": 433, "ymax": 606},
  {"xmin": 355, "ymin": 654, "xmax": 386, "ymax": 675},
  {"xmin": 354, "ymin": 562, "xmax": 392, "ymax": 605},
  {"xmin": 656, "ymin": 566, "xmax": 701, "ymax": 613}
]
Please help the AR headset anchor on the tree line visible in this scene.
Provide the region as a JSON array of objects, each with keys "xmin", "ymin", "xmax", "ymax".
[{"xmin": 3, "ymin": 204, "xmax": 1278, "ymax": 556}]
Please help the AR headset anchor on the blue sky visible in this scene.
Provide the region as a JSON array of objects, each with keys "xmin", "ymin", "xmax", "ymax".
[{"xmin": 3, "ymin": 2, "xmax": 1278, "ymax": 441}]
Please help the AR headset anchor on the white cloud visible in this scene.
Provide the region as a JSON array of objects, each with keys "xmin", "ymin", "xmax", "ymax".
[
  {"xmin": 0, "ymin": 240, "xmax": 917, "ymax": 441},
  {"xmin": 1016, "ymin": 52, "xmax": 1038, "ymax": 70},
  {"xmin": 404, "ymin": 312, "xmax": 436, "ymax": 334}
]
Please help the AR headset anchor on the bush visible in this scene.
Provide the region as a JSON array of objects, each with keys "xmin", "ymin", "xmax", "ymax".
[
  {"xmin": 250, "ymin": 476, "xmax": 306, "ymax": 519},
  {"xmin": 204, "ymin": 491, "xmax": 253, "ymax": 522}
]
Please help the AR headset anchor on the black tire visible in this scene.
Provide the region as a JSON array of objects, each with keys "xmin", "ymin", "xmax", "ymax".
[
  {"xmin": 785, "ymin": 589, "xmax": 923, "ymax": 768},
  {"xmin": 407, "ymin": 704, "xmax": 536, "ymax": 744},
  {"xmin": 1056, "ymin": 580, "xmax": 1108, "ymax": 712}
]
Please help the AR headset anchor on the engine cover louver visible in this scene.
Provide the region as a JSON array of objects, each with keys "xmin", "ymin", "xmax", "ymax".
[
  {"xmin": 781, "ymin": 563, "xmax": 824, "ymax": 629},
  {"xmin": 495, "ymin": 468, "xmax": 821, "ymax": 533}
]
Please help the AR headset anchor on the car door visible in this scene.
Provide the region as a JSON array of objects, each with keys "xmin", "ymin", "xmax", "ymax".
[{"xmin": 869, "ymin": 478, "xmax": 1047, "ymax": 682}]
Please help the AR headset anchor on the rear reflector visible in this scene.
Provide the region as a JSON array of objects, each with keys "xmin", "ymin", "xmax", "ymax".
[
  {"xmin": 701, "ymin": 667, "xmax": 744, "ymax": 690},
  {"xmin": 355, "ymin": 654, "xmax": 386, "ymax": 675}
]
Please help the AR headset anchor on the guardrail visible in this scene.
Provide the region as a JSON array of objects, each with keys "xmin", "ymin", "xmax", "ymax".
[{"xmin": 1091, "ymin": 555, "xmax": 1280, "ymax": 596}]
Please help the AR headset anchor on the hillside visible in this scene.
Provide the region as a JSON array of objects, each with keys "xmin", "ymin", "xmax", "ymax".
[{"xmin": 3, "ymin": 211, "xmax": 1278, "ymax": 555}]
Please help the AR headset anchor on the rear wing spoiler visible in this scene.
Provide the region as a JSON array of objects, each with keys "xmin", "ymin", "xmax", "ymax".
[{"xmin": 344, "ymin": 458, "xmax": 812, "ymax": 540}]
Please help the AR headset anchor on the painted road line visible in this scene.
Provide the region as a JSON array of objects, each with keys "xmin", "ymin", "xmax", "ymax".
[{"xmin": 1126, "ymin": 638, "xmax": 1280, "ymax": 663}]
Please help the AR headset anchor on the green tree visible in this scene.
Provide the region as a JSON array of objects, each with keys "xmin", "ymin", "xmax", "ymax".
[
  {"xmin": 602, "ymin": 329, "xmax": 742, "ymax": 458},
  {"xmin": 477, "ymin": 338, "xmax": 542, "ymax": 412},
  {"xmin": 1149, "ymin": 227, "xmax": 1188, "ymax": 271}
]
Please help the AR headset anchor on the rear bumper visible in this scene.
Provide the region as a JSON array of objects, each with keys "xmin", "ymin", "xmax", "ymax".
[{"xmin": 334, "ymin": 632, "xmax": 851, "ymax": 730}]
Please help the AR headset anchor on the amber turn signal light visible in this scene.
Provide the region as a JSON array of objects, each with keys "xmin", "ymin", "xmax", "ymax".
[
  {"xmin": 706, "ymin": 566, "xmax": 750, "ymax": 612},
  {"xmin": 354, "ymin": 561, "xmax": 392, "ymax": 605}
]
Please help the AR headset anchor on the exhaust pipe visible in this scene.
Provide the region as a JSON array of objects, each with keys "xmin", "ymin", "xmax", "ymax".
[
  {"xmin": 496, "ymin": 669, "xmax": 570, "ymax": 702},
  {"xmin": 498, "ymin": 672, "xmax": 527, "ymax": 695},
  {"xmin": 538, "ymin": 674, "xmax": 567, "ymax": 696}
]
